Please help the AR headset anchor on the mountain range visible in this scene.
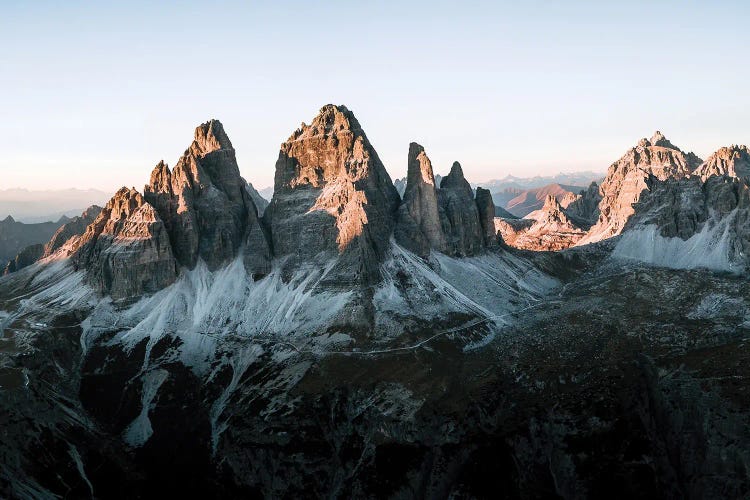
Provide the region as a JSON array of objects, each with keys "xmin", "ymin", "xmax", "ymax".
[{"xmin": 0, "ymin": 107, "xmax": 749, "ymax": 498}]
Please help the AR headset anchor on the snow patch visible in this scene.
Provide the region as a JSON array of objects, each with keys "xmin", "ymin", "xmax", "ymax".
[
  {"xmin": 123, "ymin": 369, "xmax": 169, "ymax": 447},
  {"xmin": 612, "ymin": 216, "xmax": 744, "ymax": 273}
]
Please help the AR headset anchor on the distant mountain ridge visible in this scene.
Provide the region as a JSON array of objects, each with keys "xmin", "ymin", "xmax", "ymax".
[
  {"xmin": 475, "ymin": 171, "xmax": 605, "ymax": 192},
  {"xmin": 0, "ymin": 188, "xmax": 110, "ymax": 222}
]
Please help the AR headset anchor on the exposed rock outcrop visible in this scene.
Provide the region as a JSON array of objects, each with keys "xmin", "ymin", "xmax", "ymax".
[
  {"xmin": 579, "ymin": 131, "xmax": 702, "ymax": 245},
  {"xmin": 42, "ymin": 205, "xmax": 103, "ymax": 258},
  {"xmin": 144, "ymin": 120, "xmax": 270, "ymax": 276},
  {"xmin": 564, "ymin": 182, "xmax": 601, "ymax": 226},
  {"xmin": 614, "ymin": 175, "xmax": 750, "ymax": 271},
  {"xmin": 265, "ymin": 104, "xmax": 400, "ymax": 283},
  {"xmin": 3, "ymin": 243, "xmax": 43, "ymax": 275},
  {"xmin": 73, "ymin": 187, "xmax": 178, "ymax": 301},
  {"xmin": 394, "ymin": 143, "xmax": 446, "ymax": 257},
  {"xmin": 244, "ymin": 180, "xmax": 270, "ymax": 216},
  {"xmin": 694, "ymin": 145, "xmax": 750, "ymax": 181},
  {"xmin": 497, "ymin": 195, "xmax": 587, "ymax": 251},
  {"xmin": 475, "ymin": 187, "xmax": 499, "ymax": 247},
  {"xmin": 438, "ymin": 162, "xmax": 485, "ymax": 256}
]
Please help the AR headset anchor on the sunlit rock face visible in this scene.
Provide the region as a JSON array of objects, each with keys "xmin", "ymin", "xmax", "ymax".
[
  {"xmin": 394, "ymin": 143, "xmax": 446, "ymax": 257},
  {"xmin": 694, "ymin": 145, "xmax": 750, "ymax": 181},
  {"xmin": 144, "ymin": 120, "xmax": 270, "ymax": 275},
  {"xmin": 579, "ymin": 131, "xmax": 702, "ymax": 244},
  {"xmin": 438, "ymin": 162, "xmax": 485, "ymax": 256},
  {"xmin": 41, "ymin": 205, "xmax": 103, "ymax": 258},
  {"xmin": 496, "ymin": 195, "xmax": 587, "ymax": 251},
  {"xmin": 265, "ymin": 104, "xmax": 400, "ymax": 283},
  {"xmin": 72, "ymin": 187, "xmax": 178, "ymax": 300}
]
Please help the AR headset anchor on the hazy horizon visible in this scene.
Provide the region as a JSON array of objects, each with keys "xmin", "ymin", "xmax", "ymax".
[{"xmin": 3, "ymin": 1, "xmax": 749, "ymax": 191}]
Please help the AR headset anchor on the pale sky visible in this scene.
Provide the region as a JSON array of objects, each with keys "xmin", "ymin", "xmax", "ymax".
[{"xmin": 2, "ymin": 1, "xmax": 749, "ymax": 192}]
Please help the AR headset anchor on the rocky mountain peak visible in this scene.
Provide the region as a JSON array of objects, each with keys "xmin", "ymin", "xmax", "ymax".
[
  {"xmin": 144, "ymin": 119, "xmax": 270, "ymax": 272},
  {"xmin": 147, "ymin": 159, "xmax": 171, "ymax": 186},
  {"xmin": 475, "ymin": 187, "xmax": 498, "ymax": 247},
  {"xmin": 440, "ymin": 162, "xmax": 475, "ymax": 201},
  {"xmin": 41, "ymin": 205, "xmax": 103, "ymax": 259},
  {"xmin": 267, "ymin": 104, "xmax": 399, "ymax": 283},
  {"xmin": 407, "ymin": 142, "xmax": 437, "ymax": 188},
  {"xmin": 72, "ymin": 186, "xmax": 177, "ymax": 301},
  {"xmin": 542, "ymin": 193, "xmax": 562, "ymax": 213},
  {"xmin": 649, "ymin": 130, "xmax": 675, "ymax": 149},
  {"xmin": 189, "ymin": 119, "xmax": 233, "ymax": 157},
  {"xmin": 578, "ymin": 132, "xmax": 702, "ymax": 244},
  {"xmin": 694, "ymin": 144, "xmax": 750, "ymax": 181},
  {"xmin": 441, "ymin": 162, "xmax": 467, "ymax": 188},
  {"xmin": 438, "ymin": 161, "xmax": 485, "ymax": 256},
  {"xmin": 395, "ymin": 143, "xmax": 445, "ymax": 256}
]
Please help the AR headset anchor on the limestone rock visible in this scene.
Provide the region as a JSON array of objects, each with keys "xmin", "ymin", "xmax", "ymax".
[
  {"xmin": 244, "ymin": 180, "xmax": 270, "ymax": 216},
  {"xmin": 564, "ymin": 182, "xmax": 601, "ymax": 226},
  {"xmin": 438, "ymin": 162, "xmax": 484, "ymax": 256},
  {"xmin": 265, "ymin": 104, "xmax": 400, "ymax": 283},
  {"xmin": 615, "ymin": 175, "xmax": 750, "ymax": 271},
  {"xmin": 42, "ymin": 205, "xmax": 103, "ymax": 258},
  {"xmin": 629, "ymin": 175, "xmax": 750, "ymax": 239},
  {"xmin": 475, "ymin": 187, "xmax": 499, "ymax": 247},
  {"xmin": 73, "ymin": 187, "xmax": 178, "ymax": 301},
  {"xmin": 144, "ymin": 120, "xmax": 271, "ymax": 276},
  {"xmin": 394, "ymin": 143, "xmax": 446, "ymax": 257},
  {"xmin": 579, "ymin": 132, "xmax": 702, "ymax": 244},
  {"xmin": 694, "ymin": 145, "xmax": 750, "ymax": 181},
  {"xmin": 498, "ymin": 195, "xmax": 587, "ymax": 251}
]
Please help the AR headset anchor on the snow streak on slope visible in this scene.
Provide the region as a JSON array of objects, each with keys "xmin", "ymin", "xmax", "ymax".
[
  {"xmin": 374, "ymin": 242, "xmax": 558, "ymax": 340},
  {"xmin": 87, "ymin": 256, "xmax": 352, "ymax": 373},
  {"xmin": 123, "ymin": 369, "xmax": 169, "ymax": 447},
  {"xmin": 612, "ymin": 213, "xmax": 744, "ymax": 273}
]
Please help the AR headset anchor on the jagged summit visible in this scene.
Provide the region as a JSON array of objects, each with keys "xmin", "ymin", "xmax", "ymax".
[
  {"xmin": 189, "ymin": 119, "xmax": 233, "ymax": 156},
  {"xmin": 578, "ymin": 130, "xmax": 703, "ymax": 244},
  {"xmin": 267, "ymin": 104, "xmax": 399, "ymax": 284},
  {"xmin": 394, "ymin": 143, "xmax": 445, "ymax": 256},
  {"xmin": 694, "ymin": 144, "xmax": 750, "ymax": 180},
  {"xmin": 406, "ymin": 142, "xmax": 438, "ymax": 187},
  {"xmin": 144, "ymin": 119, "xmax": 269, "ymax": 272},
  {"xmin": 441, "ymin": 161, "xmax": 468, "ymax": 189},
  {"xmin": 648, "ymin": 130, "xmax": 676, "ymax": 149}
]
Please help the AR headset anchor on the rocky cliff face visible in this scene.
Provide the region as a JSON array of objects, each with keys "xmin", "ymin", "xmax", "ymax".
[
  {"xmin": 73, "ymin": 188, "xmax": 178, "ymax": 301},
  {"xmin": 394, "ymin": 143, "xmax": 447, "ymax": 257},
  {"xmin": 694, "ymin": 145, "xmax": 750, "ymax": 181},
  {"xmin": 144, "ymin": 120, "xmax": 270, "ymax": 276},
  {"xmin": 42, "ymin": 205, "xmax": 103, "ymax": 258},
  {"xmin": 475, "ymin": 187, "xmax": 499, "ymax": 247},
  {"xmin": 614, "ymin": 175, "xmax": 750, "ymax": 272},
  {"xmin": 564, "ymin": 182, "xmax": 601, "ymax": 226},
  {"xmin": 496, "ymin": 195, "xmax": 587, "ymax": 251},
  {"xmin": 265, "ymin": 105, "xmax": 400, "ymax": 283},
  {"xmin": 438, "ymin": 162, "xmax": 485, "ymax": 256},
  {"xmin": 244, "ymin": 180, "xmax": 269, "ymax": 216},
  {"xmin": 579, "ymin": 131, "xmax": 702, "ymax": 245}
]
